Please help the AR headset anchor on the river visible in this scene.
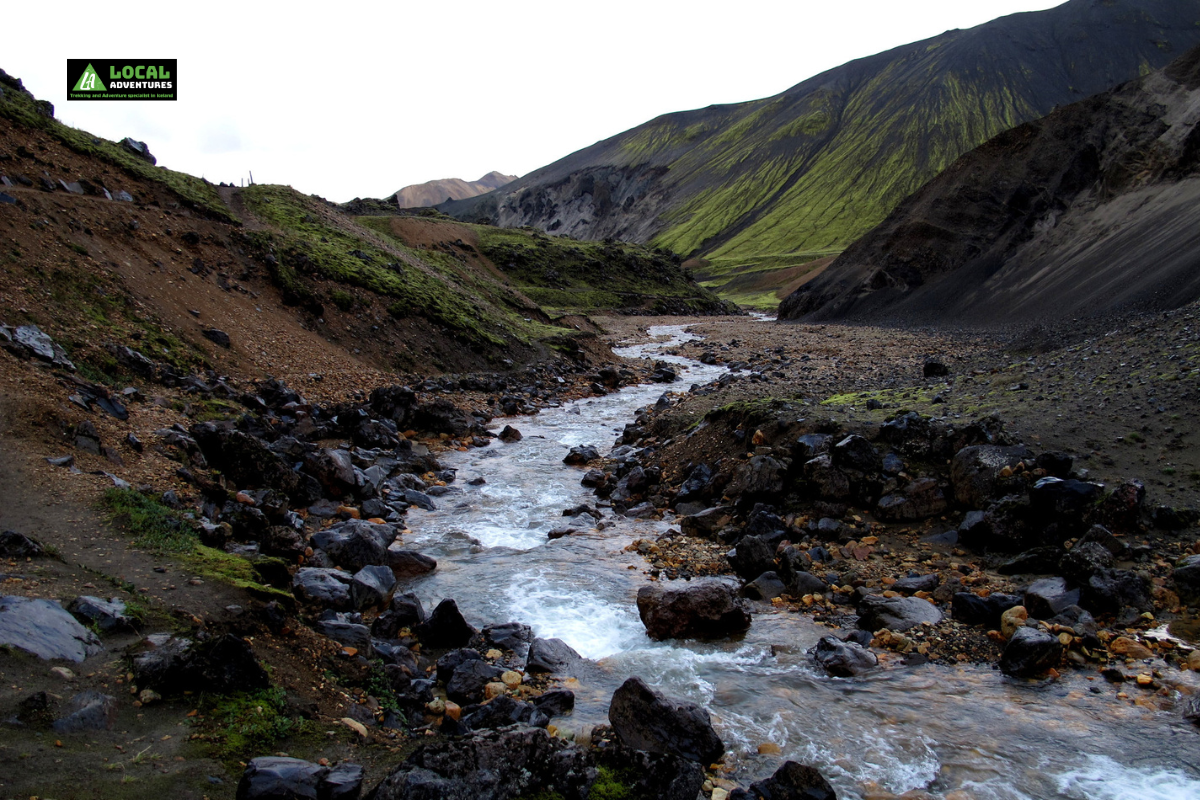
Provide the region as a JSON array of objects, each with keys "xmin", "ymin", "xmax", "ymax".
[{"xmin": 401, "ymin": 324, "xmax": 1200, "ymax": 800}]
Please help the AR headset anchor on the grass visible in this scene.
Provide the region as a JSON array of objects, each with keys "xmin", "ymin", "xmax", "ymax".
[
  {"xmin": 193, "ymin": 687, "xmax": 318, "ymax": 763},
  {"xmin": 100, "ymin": 488, "xmax": 289, "ymax": 600}
]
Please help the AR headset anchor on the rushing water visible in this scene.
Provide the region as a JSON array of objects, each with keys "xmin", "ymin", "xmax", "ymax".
[{"xmin": 401, "ymin": 325, "xmax": 1200, "ymax": 799}]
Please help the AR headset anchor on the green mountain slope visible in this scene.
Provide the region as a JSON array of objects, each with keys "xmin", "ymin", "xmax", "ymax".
[{"xmin": 442, "ymin": 0, "xmax": 1200, "ymax": 306}]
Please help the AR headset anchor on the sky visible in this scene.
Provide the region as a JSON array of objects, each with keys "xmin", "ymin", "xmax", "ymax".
[{"xmin": 6, "ymin": 0, "xmax": 1066, "ymax": 203}]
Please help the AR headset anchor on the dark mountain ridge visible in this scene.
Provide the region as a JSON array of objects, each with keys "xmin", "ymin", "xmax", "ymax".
[{"xmin": 778, "ymin": 44, "xmax": 1200, "ymax": 327}]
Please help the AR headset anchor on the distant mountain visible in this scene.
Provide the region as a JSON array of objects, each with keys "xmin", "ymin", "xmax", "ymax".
[
  {"xmin": 779, "ymin": 45, "xmax": 1200, "ymax": 326},
  {"xmin": 394, "ymin": 171, "xmax": 516, "ymax": 208},
  {"xmin": 442, "ymin": 0, "xmax": 1200, "ymax": 305}
]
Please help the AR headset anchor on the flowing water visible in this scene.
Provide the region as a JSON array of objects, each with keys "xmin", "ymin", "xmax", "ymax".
[{"xmin": 402, "ymin": 325, "xmax": 1200, "ymax": 799}]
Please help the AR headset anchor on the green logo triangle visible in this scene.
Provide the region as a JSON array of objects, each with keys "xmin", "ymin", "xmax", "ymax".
[{"xmin": 72, "ymin": 63, "xmax": 106, "ymax": 92}]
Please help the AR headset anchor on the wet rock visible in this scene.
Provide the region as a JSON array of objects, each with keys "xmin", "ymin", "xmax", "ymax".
[
  {"xmin": 803, "ymin": 455, "xmax": 850, "ymax": 501},
  {"xmin": 526, "ymin": 637, "xmax": 583, "ymax": 674},
  {"xmin": 675, "ymin": 463, "xmax": 713, "ymax": 504},
  {"xmin": 293, "ymin": 567, "xmax": 354, "ymax": 610},
  {"xmin": 0, "ymin": 530, "xmax": 45, "ymax": 558},
  {"xmin": 236, "ymin": 756, "xmax": 361, "ymax": 800},
  {"xmin": 310, "ymin": 520, "xmax": 396, "ymax": 572},
  {"xmin": 746, "ymin": 760, "xmax": 838, "ymax": 800},
  {"xmin": 1023, "ymin": 577, "xmax": 1080, "ymax": 619},
  {"xmin": 402, "ymin": 488, "xmax": 437, "ymax": 511},
  {"xmin": 132, "ymin": 634, "xmax": 268, "ymax": 695},
  {"xmin": 812, "ymin": 635, "xmax": 877, "ymax": 677},
  {"xmin": 892, "ymin": 573, "xmax": 940, "ymax": 595},
  {"xmin": 460, "ymin": 695, "xmax": 549, "ymax": 731},
  {"xmin": 950, "ymin": 445, "xmax": 1033, "ymax": 508},
  {"xmin": 950, "ymin": 592, "xmax": 1022, "ymax": 627},
  {"xmin": 368, "ymin": 726, "xmax": 594, "ymax": 800},
  {"xmin": 728, "ymin": 456, "xmax": 785, "ymax": 497},
  {"xmin": 482, "ymin": 621, "xmax": 533, "ymax": 656},
  {"xmin": 875, "ymin": 477, "xmax": 946, "ymax": 521},
  {"xmin": 680, "ymin": 506, "xmax": 734, "ymax": 540},
  {"xmin": 0, "ymin": 596, "xmax": 103, "ymax": 662},
  {"xmin": 609, "ymin": 676, "xmax": 724, "ymax": 764},
  {"xmin": 1060, "ymin": 541, "xmax": 1114, "ymax": 582},
  {"xmin": 1046, "ymin": 605, "xmax": 1097, "ymax": 636},
  {"xmin": 371, "ymin": 592, "xmax": 426, "ymax": 638},
  {"xmin": 350, "ymin": 565, "xmax": 396, "ymax": 611},
  {"xmin": 856, "ymin": 595, "xmax": 942, "ymax": 632},
  {"xmin": 1172, "ymin": 555, "xmax": 1200, "ymax": 604},
  {"xmin": 414, "ymin": 599, "xmax": 476, "ymax": 648},
  {"xmin": 743, "ymin": 571, "xmax": 787, "ymax": 601},
  {"xmin": 997, "ymin": 546, "xmax": 1062, "ymax": 576},
  {"xmin": 580, "ymin": 469, "xmax": 607, "ymax": 488},
  {"xmin": 533, "ymin": 688, "xmax": 575, "ymax": 718},
  {"xmin": 729, "ymin": 535, "xmax": 776, "ymax": 581},
  {"xmin": 446, "ymin": 659, "xmax": 506, "ymax": 705},
  {"xmin": 436, "ymin": 648, "xmax": 483, "ymax": 684},
  {"xmin": 386, "ymin": 545, "xmax": 437, "ymax": 578},
  {"xmin": 1029, "ymin": 477, "xmax": 1105, "ymax": 530},
  {"xmin": 51, "ymin": 690, "xmax": 118, "ymax": 733},
  {"xmin": 563, "ymin": 445, "xmax": 600, "ymax": 466},
  {"xmin": 999, "ymin": 627, "xmax": 1064, "ymax": 678},
  {"xmin": 787, "ymin": 570, "xmax": 828, "ymax": 598},
  {"xmin": 67, "ymin": 596, "xmax": 135, "ymax": 633},
  {"xmin": 1082, "ymin": 569, "xmax": 1152, "ymax": 614},
  {"xmin": 832, "ymin": 435, "xmax": 878, "ymax": 473},
  {"xmin": 637, "ymin": 580, "xmax": 751, "ymax": 640},
  {"xmin": 317, "ymin": 620, "xmax": 374, "ymax": 655},
  {"xmin": 304, "ymin": 447, "xmax": 358, "ymax": 498},
  {"xmin": 498, "ymin": 425, "xmax": 522, "ymax": 443}
]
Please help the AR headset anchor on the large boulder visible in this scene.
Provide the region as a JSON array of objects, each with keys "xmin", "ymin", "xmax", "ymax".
[
  {"xmin": 1023, "ymin": 577, "xmax": 1079, "ymax": 619},
  {"xmin": 812, "ymin": 636, "xmax": 878, "ymax": 677},
  {"xmin": 1029, "ymin": 477, "xmax": 1105, "ymax": 529},
  {"xmin": 304, "ymin": 448, "xmax": 359, "ymax": 498},
  {"xmin": 0, "ymin": 596, "xmax": 103, "ymax": 662},
  {"xmin": 803, "ymin": 455, "xmax": 850, "ymax": 501},
  {"xmin": 293, "ymin": 567, "xmax": 354, "ymax": 610},
  {"xmin": 311, "ymin": 520, "xmax": 397, "ymax": 572},
  {"xmin": 67, "ymin": 596, "xmax": 136, "ymax": 633},
  {"xmin": 446, "ymin": 659, "xmax": 507, "ymax": 705},
  {"xmin": 744, "ymin": 761, "xmax": 838, "ymax": 800},
  {"xmin": 999, "ymin": 627, "xmax": 1063, "ymax": 678},
  {"xmin": 728, "ymin": 535, "xmax": 777, "ymax": 581},
  {"xmin": 856, "ymin": 595, "xmax": 942, "ymax": 632},
  {"xmin": 525, "ymin": 637, "xmax": 583, "ymax": 675},
  {"xmin": 237, "ymin": 756, "xmax": 363, "ymax": 800},
  {"xmin": 371, "ymin": 592, "xmax": 426, "ymax": 639},
  {"xmin": 950, "ymin": 445, "xmax": 1033, "ymax": 508},
  {"xmin": 608, "ymin": 676, "xmax": 724, "ymax": 764},
  {"xmin": 1172, "ymin": 555, "xmax": 1200, "ymax": 604},
  {"xmin": 637, "ymin": 580, "xmax": 751, "ymax": 640},
  {"xmin": 728, "ymin": 456, "xmax": 785, "ymax": 498},
  {"xmin": 190, "ymin": 423, "xmax": 319, "ymax": 504},
  {"xmin": 52, "ymin": 690, "xmax": 119, "ymax": 733},
  {"xmin": 131, "ymin": 634, "xmax": 268, "ymax": 695},
  {"xmin": 832, "ymin": 435, "xmax": 878, "ymax": 473},
  {"xmin": 414, "ymin": 599, "xmax": 476, "ymax": 648},
  {"xmin": 1082, "ymin": 569, "xmax": 1152, "ymax": 614},
  {"xmin": 366, "ymin": 726, "xmax": 594, "ymax": 800}
]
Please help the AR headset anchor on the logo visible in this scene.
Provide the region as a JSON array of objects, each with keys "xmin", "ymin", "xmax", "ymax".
[{"xmin": 67, "ymin": 60, "xmax": 176, "ymax": 101}]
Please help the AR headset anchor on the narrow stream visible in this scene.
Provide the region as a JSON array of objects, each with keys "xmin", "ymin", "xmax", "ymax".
[{"xmin": 402, "ymin": 325, "xmax": 1200, "ymax": 800}]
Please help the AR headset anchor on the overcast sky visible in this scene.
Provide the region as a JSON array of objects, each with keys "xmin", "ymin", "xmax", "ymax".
[{"xmin": 6, "ymin": 1, "xmax": 1065, "ymax": 202}]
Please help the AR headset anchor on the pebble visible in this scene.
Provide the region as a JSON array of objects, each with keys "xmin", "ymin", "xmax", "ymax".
[
  {"xmin": 1109, "ymin": 636, "xmax": 1154, "ymax": 660},
  {"xmin": 757, "ymin": 742, "xmax": 781, "ymax": 754},
  {"xmin": 1000, "ymin": 606, "xmax": 1027, "ymax": 640},
  {"xmin": 484, "ymin": 681, "xmax": 508, "ymax": 700},
  {"xmin": 444, "ymin": 701, "xmax": 461, "ymax": 721},
  {"xmin": 340, "ymin": 717, "xmax": 368, "ymax": 738},
  {"xmin": 50, "ymin": 667, "xmax": 75, "ymax": 681},
  {"xmin": 501, "ymin": 670, "xmax": 522, "ymax": 689}
]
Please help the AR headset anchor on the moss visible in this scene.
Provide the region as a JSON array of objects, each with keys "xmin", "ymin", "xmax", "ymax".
[
  {"xmin": 193, "ymin": 688, "xmax": 319, "ymax": 764},
  {"xmin": 588, "ymin": 766, "xmax": 635, "ymax": 800},
  {"xmin": 329, "ymin": 288, "xmax": 355, "ymax": 311}
]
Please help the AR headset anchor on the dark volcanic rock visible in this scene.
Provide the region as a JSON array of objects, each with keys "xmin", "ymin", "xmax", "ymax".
[
  {"xmin": 999, "ymin": 626, "xmax": 1064, "ymax": 678},
  {"xmin": 0, "ymin": 530, "xmax": 45, "ymax": 558},
  {"xmin": 856, "ymin": 594, "xmax": 942, "ymax": 632},
  {"xmin": 951, "ymin": 592, "xmax": 1022, "ymax": 627},
  {"xmin": 563, "ymin": 445, "xmax": 600, "ymax": 465},
  {"xmin": 1171, "ymin": 555, "xmax": 1200, "ymax": 604},
  {"xmin": 608, "ymin": 676, "xmax": 724, "ymax": 764},
  {"xmin": 51, "ymin": 690, "xmax": 118, "ymax": 733},
  {"xmin": 0, "ymin": 596, "xmax": 103, "ymax": 662},
  {"xmin": 1023, "ymin": 577, "xmax": 1080, "ymax": 619},
  {"xmin": 460, "ymin": 695, "xmax": 549, "ymax": 731},
  {"xmin": 446, "ymin": 659, "xmax": 506, "ymax": 705},
  {"xmin": 293, "ymin": 567, "xmax": 354, "ymax": 610},
  {"xmin": 1082, "ymin": 568, "xmax": 1152, "ymax": 614},
  {"xmin": 237, "ymin": 756, "xmax": 362, "ymax": 800},
  {"xmin": 832, "ymin": 435, "xmax": 878, "ymax": 473},
  {"xmin": 637, "ymin": 580, "xmax": 751, "ymax": 640},
  {"xmin": 950, "ymin": 445, "xmax": 1033, "ymax": 508},
  {"xmin": 746, "ymin": 760, "xmax": 838, "ymax": 800},
  {"xmin": 372, "ymin": 592, "xmax": 426, "ymax": 639},
  {"xmin": 67, "ymin": 596, "xmax": 135, "ymax": 633},
  {"xmin": 132, "ymin": 633, "xmax": 268, "ymax": 695},
  {"xmin": 414, "ymin": 599, "xmax": 476, "ymax": 648},
  {"xmin": 743, "ymin": 571, "xmax": 787, "ymax": 601},
  {"xmin": 729, "ymin": 535, "xmax": 777, "ymax": 581},
  {"xmin": 525, "ymin": 637, "xmax": 583, "ymax": 675},
  {"xmin": 190, "ymin": 423, "xmax": 319, "ymax": 504},
  {"xmin": 812, "ymin": 635, "xmax": 878, "ymax": 677},
  {"xmin": 311, "ymin": 520, "xmax": 397, "ymax": 572}
]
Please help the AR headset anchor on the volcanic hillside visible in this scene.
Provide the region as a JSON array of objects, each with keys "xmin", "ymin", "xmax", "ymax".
[
  {"xmin": 779, "ymin": 44, "xmax": 1200, "ymax": 326},
  {"xmin": 443, "ymin": 0, "xmax": 1200, "ymax": 306}
]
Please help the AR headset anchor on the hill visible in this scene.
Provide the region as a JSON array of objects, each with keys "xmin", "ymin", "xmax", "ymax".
[
  {"xmin": 442, "ymin": 0, "xmax": 1200, "ymax": 307},
  {"xmin": 393, "ymin": 170, "xmax": 516, "ymax": 208},
  {"xmin": 779, "ymin": 45, "xmax": 1200, "ymax": 326}
]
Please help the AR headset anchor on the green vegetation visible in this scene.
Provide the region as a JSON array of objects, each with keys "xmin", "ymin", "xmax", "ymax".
[
  {"xmin": 100, "ymin": 488, "xmax": 289, "ymax": 600},
  {"xmin": 0, "ymin": 78, "xmax": 235, "ymax": 222},
  {"xmin": 587, "ymin": 766, "xmax": 636, "ymax": 800},
  {"xmin": 194, "ymin": 688, "xmax": 318, "ymax": 763}
]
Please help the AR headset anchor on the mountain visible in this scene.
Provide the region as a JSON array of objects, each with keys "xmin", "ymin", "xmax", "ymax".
[
  {"xmin": 778, "ymin": 44, "xmax": 1200, "ymax": 326},
  {"xmin": 394, "ymin": 171, "xmax": 516, "ymax": 208},
  {"xmin": 442, "ymin": 0, "xmax": 1200, "ymax": 307}
]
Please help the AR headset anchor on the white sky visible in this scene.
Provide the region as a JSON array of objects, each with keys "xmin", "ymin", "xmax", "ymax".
[{"xmin": 6, "ymin": 1, "xmax": 1065, "ymax": 202}]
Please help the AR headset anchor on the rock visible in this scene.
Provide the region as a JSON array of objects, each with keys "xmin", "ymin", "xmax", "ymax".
[
  {"xmin": 311, "ymin": 520, "xmax": 397, "ymax": 572},
  {"xmin": 386, "ymin": 545, "xmax": 437, "ymax": 578},
  {"xmin": 812, "ymin": 635, "xmax": 877, "ymax": 677},
  {"xmin": 563, "ymin": 445, "xmax": 600, "ymax": 466},
  {"xmin": 743, "ymin": 571, "xmax": 787, "ymax": 601},
  {"xmin": 950, "ymin": 445, "xmax": 1033, "ymax": 508},
  {"xmin": 1172, "ymin": 555, "xmax": 1200, "ymax": 604},
  {"xmin": 460, "ymin": 695, "xmax": 550, "ymax": 731},
  {"xmin": 67, "ymin": 596, "xmax": 135, "ymax": 633},
  {"xmin": 0, "ymin": 596, "xmax": 103, "ymax": 661},
  {"xmin": 1023, "ymin": 577, "xmax": 1080, "ymax": 619},
  {"xmin": 446, "ymin": 659, "xmax": 507, "ymax": 705},
  {"xmin": 371, "ymin": 592, "xmax": 426, "ymax": 638},
  {"xmin": 414, "ymin": 599, "xmax": 476, "ymax": 648},
  {"xmin": 368, "ymin": 726, "xmax": 594, "ymax": 800},
  {"xmin": 728, "ymin": 456, "xmax": 785, "ymax": 497},
  {"xmin": 729, "ymin": 535, "xmax": 776, "ymax": 581},
  {"xmin": 1000, "ymin": 605, "xmax": 1028, "ymax": 639},
  {"xmin": 997, "ymin": 546, "xmax": 1062, "ymax": 576},
  {"xmin": 436, "ymin": 648, "xmax": 482, "ymax": 683},
  {"xmin": 793, "ymin": 434, "xmax": 833, "ymax": 461},
  {"xmin": 999, "ymin": 626, "xmax": 1064, "ymax": 678},
  {"xmin": 120, "ymin": 137, "xmax": 156, "ymax": 164},
  {"xmin": 876, "ymin": 478, "xmax": 946, "ymax": 521},
  {"xmin": 0, "ymin": 530, "xmax": 45, "ymax": 557},
  {"xmin": 236, "ymin": 756, "xmax": 361, "ymax": 800},
  {"xmin": 680, "ymin": 506, "xmax": 734, "ymax": 540},
  {"xmin": 747, "ymin": 761, "xmax": 838, "ymax": 800},
  {"xmin": 803, "ymin": 454, "xmax": 850, "ymax": 501},
  {"xmin": 1108, "ymin": 636, "xmax": 1154, "ymax": 660},
  {"xmin": 608, "ymin": 676, "xmax": 724, "ymax": 764},
  {"xmin": 1, "ymin": 324, "xmax": 75, "ymax": 369},
  {"xmin": 51, "ymin": 690, "xmax": 118, "ymax": 733},
  {"xmin": 1029, "ymin": 477, "xmax": 1105, "ymax": 526},
  {"xmin": 482, "ymin": 622, "xmax": 534, "ymax": 656},
  {"xmin": 533, "ymin": 688, "xmax": 575, "ymax": 718},
  {"xmin": 856, "ymin": 595, "xmax": 942, "ymax": 632},
  {"xmin": 1060, "ymin": 541, "xmax": 1115, "ymax": 582},
  {"xmin": 498, "ymin": 425, "xmax": 522, "ymax": 442},
  {"xmin": 1075, "ymin": 525, "xmax": 1126, "ymax": 558},
  {"xmin": 580, "ymin": 469, "xmax": 607, "ymax": 488},
  {"xmin": 132, "ymin": 633, "xmax": 268, "ymax": 695},
  {"xmin": 293, "ymin": 567, "xmax": 354, "ymax": 610},
  {"xmin": 202, "ymin": 328, "xmax": 231, "ymax": 348},
  {"xmin": 402, "ymin": 488, "xmax": 437, "ymax": 511},
  {"xmin": 1082, "ymin": 569, "xmax": 1152, "ymax": 614},
  {"xmin": 893, "ymin": 573, "xmax": 941, "ymax": 595},
  {"xmin": 526, "ymin": 637, "xmax": 583, "ymax": 674},
  {"xmin": 637, "ymin": 580, "xmax": 751, "ymax": 640},
  {"xmin": 318, "ymin": 621, "xmax": 374, "ymax": 655},
  {"xmin": 190, "ymin": 424, "xmax": 320, "ymax": 505},
  {"xmin": 832, "ymin": 435, "xmax": 879, "ymax": 473},
  {"xmin": 787, "ymin": 570, "xmax": 828, "ymax": 598},
  {"xmin": 950, "ymin": 592, "xmax": 1022, "ymax": 627},
  {"xmin": 923, "ymin": 360, "xmax": 950, "ymax": 378},
  {"xmin": 303, "ymin": 448, "xmax": 358, "ymax": 498}
]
